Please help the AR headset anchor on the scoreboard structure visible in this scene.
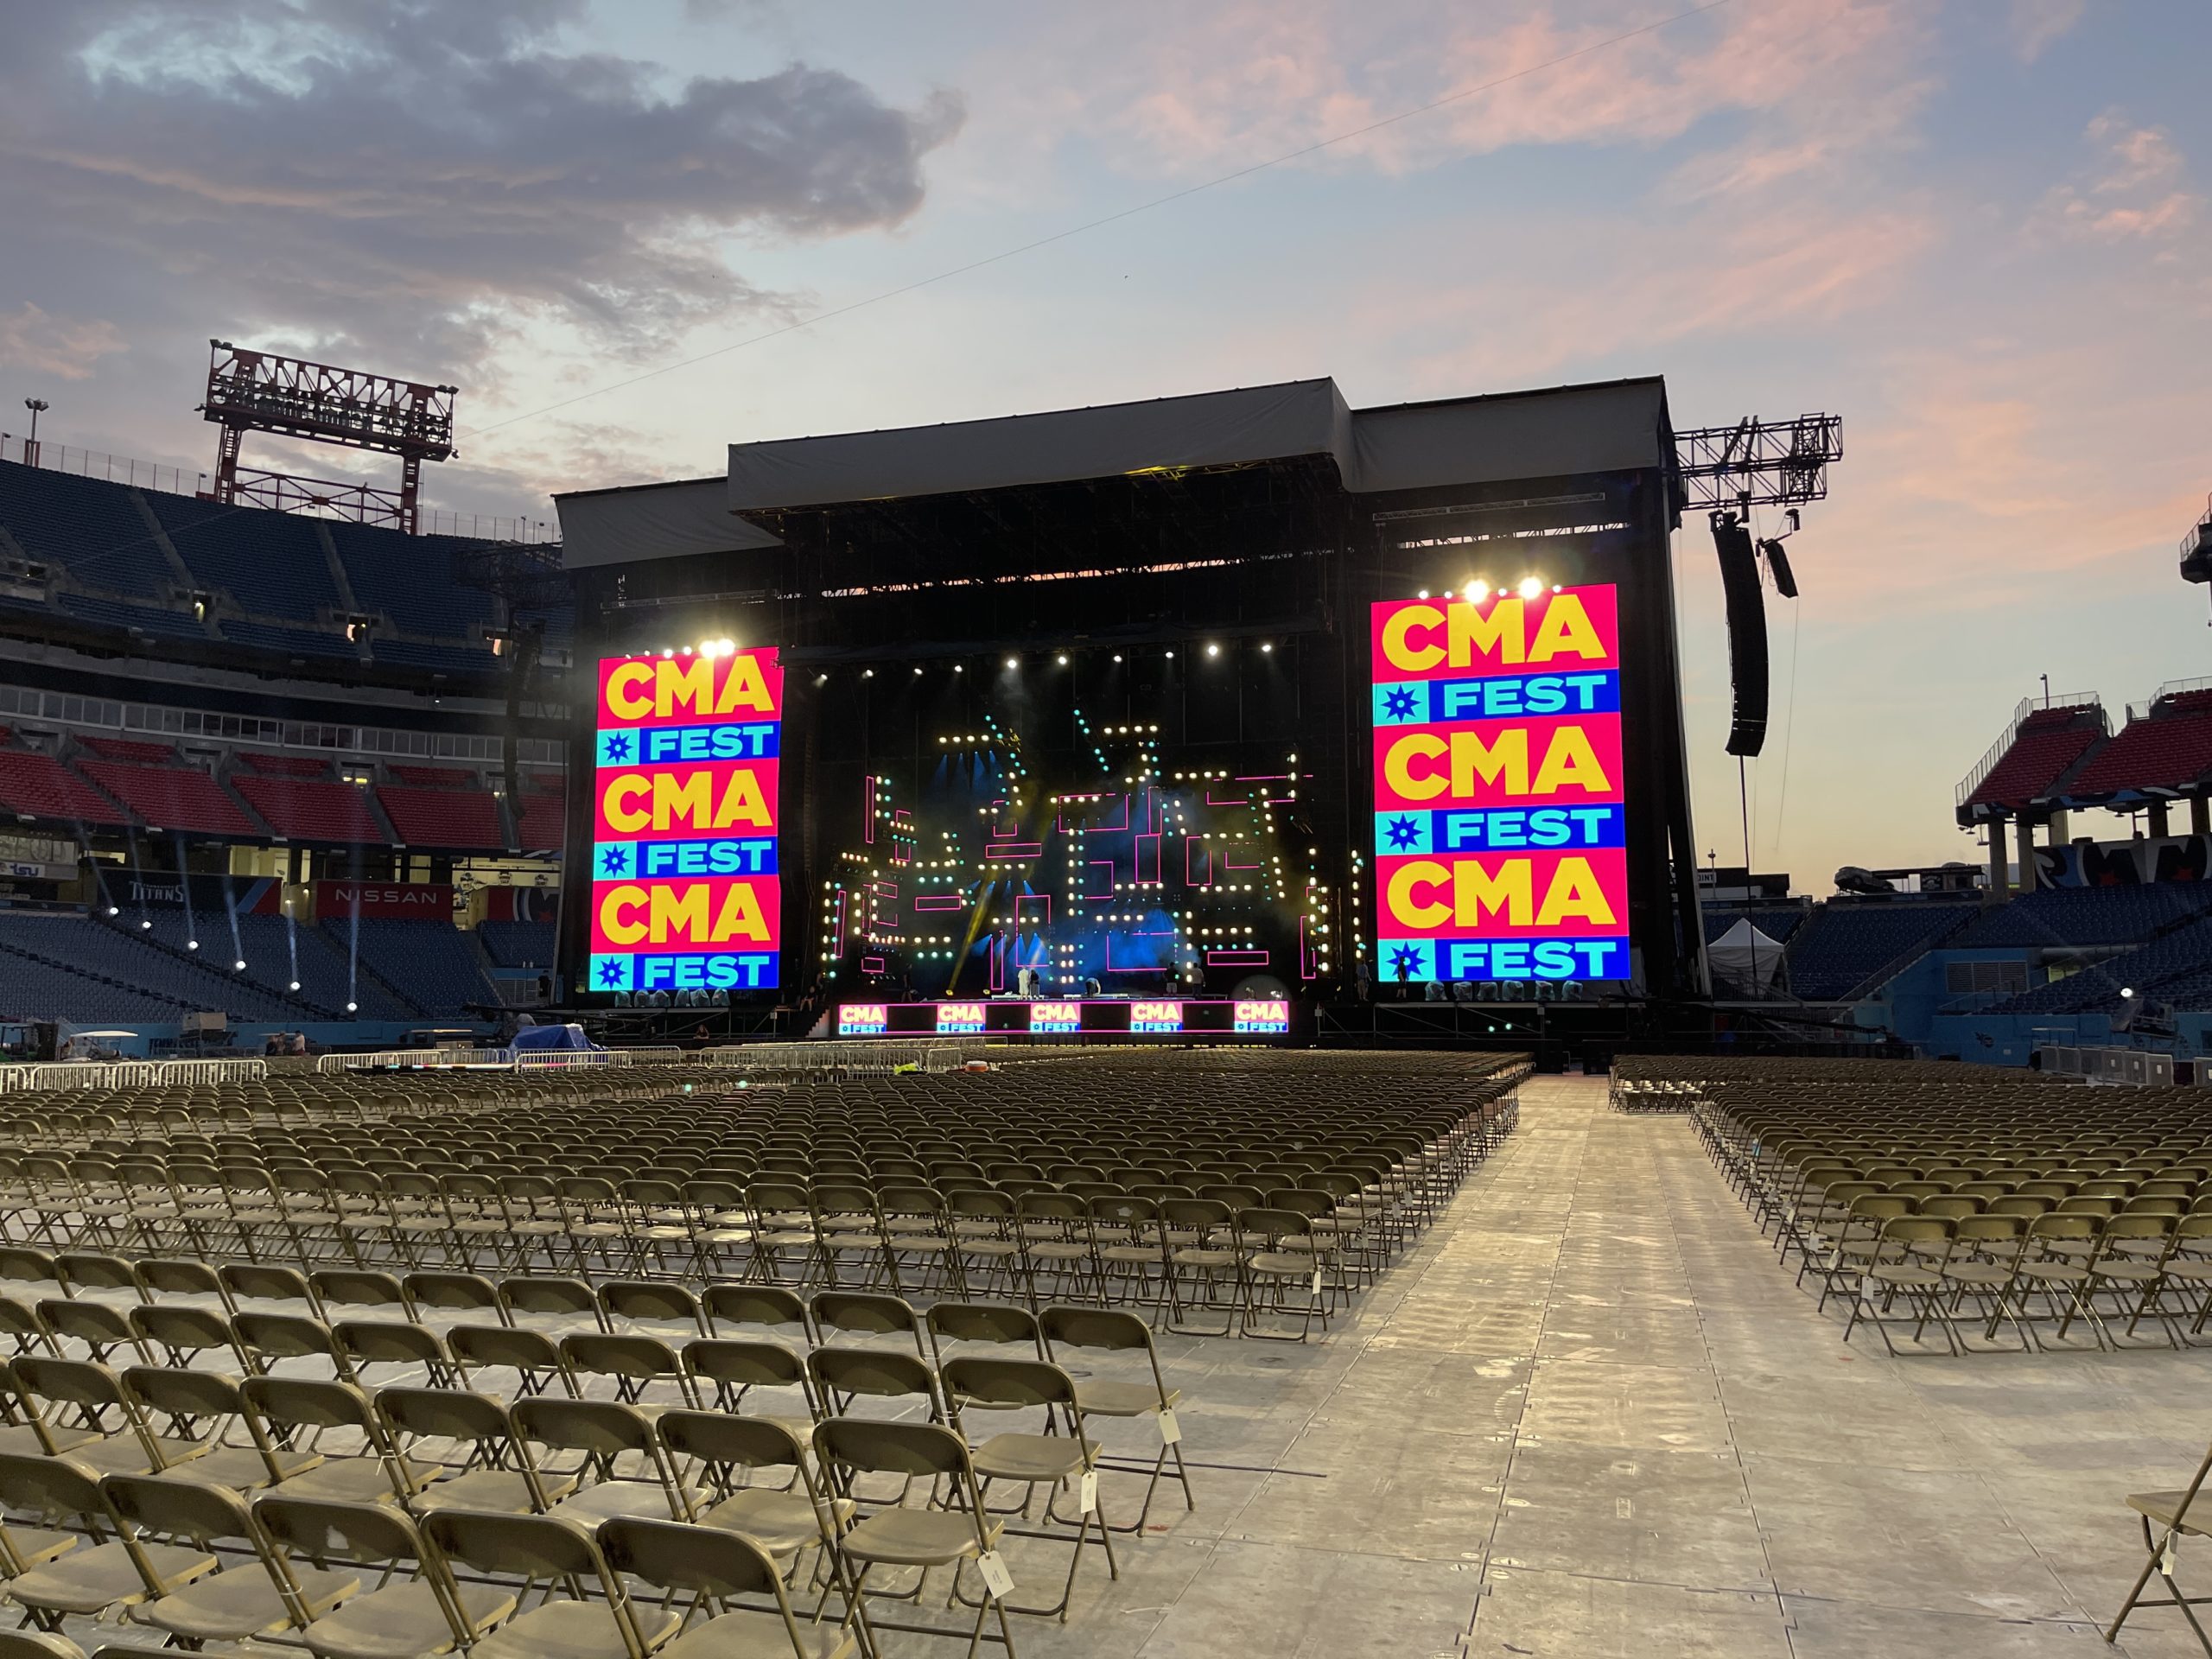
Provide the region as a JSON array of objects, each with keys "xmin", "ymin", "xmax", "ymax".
[
  {"xmin": 587, "ymin": 648, "xmax": 785, "ymax": 995},
  {"xmin": 1370, "ymin": 584, "xmax": 1632, "ymax": 985}
]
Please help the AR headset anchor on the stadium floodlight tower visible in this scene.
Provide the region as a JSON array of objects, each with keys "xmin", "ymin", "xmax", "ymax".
[{"xmin": 199, "ymin": 340, "xmax": 458, "ymax": 535}]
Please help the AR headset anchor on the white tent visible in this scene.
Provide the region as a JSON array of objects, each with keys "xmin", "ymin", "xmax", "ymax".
[{"xmin": 1707, "ymin": 918, "xmax": 1787, "ymax": 992}]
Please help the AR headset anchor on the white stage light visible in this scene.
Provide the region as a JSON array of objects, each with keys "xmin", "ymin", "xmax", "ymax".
[{"xmin": 1518, "ymin": 576, "xmax": 1544, "ymax": 600}]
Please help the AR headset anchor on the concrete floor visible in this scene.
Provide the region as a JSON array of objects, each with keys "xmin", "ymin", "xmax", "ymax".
[{"xmin": 1014, "ymin": 1073, "xmax": 2212, "ymax": 1658}]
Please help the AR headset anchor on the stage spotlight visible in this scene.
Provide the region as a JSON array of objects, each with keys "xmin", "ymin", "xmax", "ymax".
[
  {"xmin": 1112, "ymin": 653, "xmax": 1122, "ymax": 663},
  {"xmin": 1005, "ymin": 657, "xmax": 1018, "ymax": 670},
  {"xmin": 1205, "ymin": 643, "xmax": 1219, "ymax": 658},
  {"xmin": 1260, "ymin": 642, "xmax": 1273, "ymax": 653},
  {"xmin": 105, "ymin": 906, "xmax": 118, "ymax": 917},
  {"xmin": 234, "ymin": 959, "xmax": 246, "ymax": 971},
  {"xmin": 1056, "ymin": 653, "xmax": 1068, "ymax": 665},
  {"xmin": 862, "ymin": 668, "xmax": 874, "ymax": 678},
  {"xmin": 289, "ymin": 980, "xmax": 301, "ymax": 992},
  {"xmin": 1165, "ymin": 650, "xmax": 1174, "ymax": 659},
  {"xmin": 815, "ymin": 673, "xmax": 828, "ymax": 685},
  {"xmin": 1518, "ymin": 576, "xmax": 1544, "ymax": 601},
  {"xmin": 346, "ymin": 1001, "xmax": 358, "ymax": 1013},
  {"xmin": 953, "ymin": 664, "xmax": 963, "ymax": 674},
  {"xmin": 912, "ymin": 665, "xmax": 924, "ymax": 676},
  {"xmin": 187, "ymin": 940, "xmax": 199, "ymax": 951},
  {"xmin": 1466, "ymin": 579, "xmax": 1490, "ymax": 601},
  {"xmin": 140, "ymin": 919, "xmax": 151, "ymax": 930}
]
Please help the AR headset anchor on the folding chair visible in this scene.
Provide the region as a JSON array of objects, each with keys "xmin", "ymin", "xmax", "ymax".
[
  {"xmin": 375, "ymin": 1386, "xmax": 575, "ymax": 1515},
  {"xmin": 812, "ymin": 1417, "xmax": 1017, "ymax": 1656},
  {"xmin": 656, "ymin": 1408, "xmax": 851, "ymax": 1570},
  {"xmin": 119, "ymin": 1366, "xmax": 323, "ymax": 1494},
  {"xmin": 255, "ymin": 1493, "xmax": 518, "ymax": 1659},
  {"xmin": 0, "ymin": 1452, "xmax": 215, "ymax": 1630},
  {"xmin": 418, "ymin": 1509, "xmax": 682, "ymax": 1659},
  {"xmin": 509, "ymin": 1395, "xmax": 702, "ymax": 1526},
  {"xmin": 940, "ymin": 1356, "xmax": 1116, "ymax": 1620},
  {"xmin": 100, "ymin": 1471, "xmax": 359, "ymax": 1647},
  {"xmin": 2106, "ymin": 1438, "xmax": 2212, "ymax": 1652},
  {"xmin": 812, "ymin": 1291, "xmax": 929, "ymax": 1359},
  {"xmin": 601, "ymin": 1516, "xmax": 864, "ymax": 1659},
  {"xmin": 1039, "ymin": 1305, "xmax": 1193, "ymax": 1530}
]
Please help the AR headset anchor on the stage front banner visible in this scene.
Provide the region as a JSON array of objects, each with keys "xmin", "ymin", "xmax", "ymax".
[
  {"xmin": 588, "ymin": 648, "xmax": 784, "ymax": 995},
  {"xmin": 1371, "ymin": 586, "xmax": 1631, "ymax": 984}
]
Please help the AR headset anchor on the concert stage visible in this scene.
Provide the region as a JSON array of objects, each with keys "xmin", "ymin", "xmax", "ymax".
[
  {"xmin": 836, "ymin": 996, "xmax": 1293, "ymax": 1040},
  {"xmin": 555, "ymin": 376, "xmax": 1708, "ymax": 1026}
]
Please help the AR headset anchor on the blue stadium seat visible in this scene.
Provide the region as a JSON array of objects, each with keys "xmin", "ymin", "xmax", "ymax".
[
  {"xmin": 1947, "ymin": 884, "xmax": 2212, "ymax": 949},
  {"xmin": 1786, "ymin": 903, "xmax": 1978, "ymax": 1000},
  {"xmin": 0, "ymin": 461, "xmax": 172, "ymax": 595},
  {"xmin": 322, "ymin": 919, "xmax": 498, "ymax": 1016},
  {"xmin": 145, "ymin": 493, "xmax": 340, "ymax": 622},
  {"xmin": 477, "ymin": 919, "xmax": 556, "ymax": 968}
]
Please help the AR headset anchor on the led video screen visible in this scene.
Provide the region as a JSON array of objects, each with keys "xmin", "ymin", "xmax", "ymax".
[
  {"xmin": 1371, "ymin": 586, "xmax": 1630, "ymax": 984},
  {"xmin": 588, "ymin": 648, "xmax": 783, "ymax": 994}
]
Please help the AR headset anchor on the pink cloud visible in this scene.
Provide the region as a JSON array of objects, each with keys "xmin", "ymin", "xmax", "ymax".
[
  {"xmin": 2036, "ymin": 110, "xmax": 2199, "ymax": 242},
  {"xmin": 0, "ymin": 302, "xmax": 125, "ymax": 381}
]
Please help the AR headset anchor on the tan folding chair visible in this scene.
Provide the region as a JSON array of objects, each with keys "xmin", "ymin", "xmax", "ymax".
[
  {"xmin": 256, "ymin": 1493, "xmax": 518, "ymax": 1658},
  {"xmin": 601, "ymin": 1516, "xmax": 864, "ymax": 1659},
  {"xmin": 0, "ymin": 1452, "xmax": 217, "ymax": 1631},
  {"xmin": 421, "ymin": 1508, "xmax": 681, "ymax": 1659},
  {"xmin": 940, "ymin": 1355, "xmax": 1116, "ymax": 1620},
  {"xmin": 1040, "ymin": 1305, "xmax": 1193, "ymax": 1530},
  {"xmin": 2106, "ymin": 1438, "xmax": 2212, "ymax": 1652},
  {"xmin": 813, "ymin": 1417, "xmax": 1017, "ymax": 1656},
  {"xmin": 100, "ymin": 1471, "xmax": 358, "ymax": 1648}
]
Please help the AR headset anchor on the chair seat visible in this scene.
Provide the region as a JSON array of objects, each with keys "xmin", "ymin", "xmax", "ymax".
[
  {"xmin": 1940, "ymin": 1264, "xmax": 2014, "ymax": 1287},
  {"xmin": 550, "ymin": 1481, "xmax": 705, "ymax": 1527},
  {"xmin": 1248, "ymin": 1251, "xmax": 1316, "ymax": 1278},
  {"xmin": 3, "ymin": 1525, "xmax": 76, "ymax": 1566},
  {"xmin": 299, "ymin": 1577, "xmax": 517, "ymax": 1659},
  {"xmin": 133, "ymin": 1560, "xmax": 358, "ymax": 1643},
  {"xmin": 1173, "ymin": 1249, "xmax": 1236, "ymax": 1268},
  {"xmin": 1073, "ymin": 1380, "xmax": 1181, "ymax": 1417},
  {"xmin": 10, "ymin": 1540, "xmax": 213, "ymax": 1614},
  {"xmin": 176, "ymin": 1444, "xmax": 323, "ymax": 1492},
  {"xmin": 468, "ymin": 1599, "xmax": 682, "ymax": 1659},
  {"xmin": 2128, "ymin": 1490, "xmax": 2212, "ymax": 1535},
  {"xmin": 2092, "ymin": 1263, "xmax": 2164, "ymax": 1284},
  {"xmin": 700, "ymin": 1487, "xmax": 853, "ymax": 1557},
  {"xmin": 840, "ymin": 1508, "xmax": 1000, "ymax": 1567},
  {"xmin": 1866, "ymin": 1266, "xmax": 1942, "ymax": 1288},
  {"xmin": 662, "ymin": 1610, "xmax": 860, "ymax": 1659},
  {"xmin": 278, "ymin": 1453, "xmax": 435, "ymax": 1505},
  {"xmin": 970, "ymin": 1431, "xmax": 1095, "ymax": 1485},
  {"xmin": 67, "ymin": 1433, "xmax": 206, "ymax": 1478}
]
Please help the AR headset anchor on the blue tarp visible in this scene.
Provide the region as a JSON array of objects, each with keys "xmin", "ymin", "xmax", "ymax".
[{"xmin": 510, "ymin": 1022, "xmax": 597, "ymax": 1052}]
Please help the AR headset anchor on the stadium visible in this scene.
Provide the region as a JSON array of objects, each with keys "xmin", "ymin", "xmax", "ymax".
[{"xmin": 4, "ymin": 10, "xmax": 2212, "ymax": 1657}]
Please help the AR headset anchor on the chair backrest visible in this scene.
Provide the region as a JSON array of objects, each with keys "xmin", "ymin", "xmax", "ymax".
[
  {"xmin": 448, "ymin": 1324, "xmax": 567, "ymax": 1381},
  {"xmin": 926, "ymin": 1301, "xmax": 1042, "ymax": 1357},
  {"xmin": 241, "ymin": 1374, "xmax": 375, "ymax": 1433},
  {"xmin": 600, "ymin": 1515, "xmax": 785, "ymax": 1610},
  {"xmin": 814, "ymin": 1415, "xmax": 972, "ymax": 1482},
  {"xmin": 404, "ymin": 1272, "xmax": 506, "ymax": 1319},
  {"xmin": 421, "ymin": 1507, "xmax": 621, "ymax": 1598},
  {"xmin": 512, "ymin": 1395, "xmax": 655, "ymax": 1459},
  {"xmin": 311, "ymin": 1270, "xmax": 412, "ymax": 1316},
  {"xmin": 122, "ymin": 1364, "xmax": 247, "ymax": 1428},
  {"xmin": 810, "ymin": 1291, "xmax": 923, "ymax": 1350},
  {"xmin": 656, "ymin": 1408, "xmax": 807, "ymax": 1475},
  {"xmin": 1040, "ymin": 1304, "xmax": 1154, "ymax": 1356},
  {"xmin": 702, "ymin": 1283, "xmax": 811, "ymax": 1338},
  {"xmin": 941, "ymin": 1355, "xmax": 1080, "ymax": 1414},
  {"xmin": 601, "ymin": 1281, "xmax": 704, "ymax": 1332},
  {"xmin": 500, "ymin": 1276, "xmax": 604, "ymax": 1326},
  {"xmin": 221, "ymin": 1263, "xmax": 318, "ymax": 1307},
  {"xmin": 809, "ymin": 1345, "xmax": 940, "ymax": 1414},
  {"xmin": 682, "ymin": 1338, "xmax": 809, "ymax": 1391},
  {"xmin": 0, "ymin": 1449, "xmax": 109, "ymax": 1531},
  {"xmin": 135, "ymin": 1257, "xmax": 227, "ymax": 1303},
  {"xmin": 102, "ymin": 1471, "xmax": 252, "ymax": 1563}
]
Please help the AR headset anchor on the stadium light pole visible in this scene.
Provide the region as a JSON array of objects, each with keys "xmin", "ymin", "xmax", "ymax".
[{"xmin": 22, "ymin": 398, "xmax": 48, "ymax": 459}]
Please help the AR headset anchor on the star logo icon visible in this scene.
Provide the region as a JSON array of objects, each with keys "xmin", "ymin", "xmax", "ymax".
[
  {"xmin": 1383, "ymin": 686, "xmax": 1419, "ymax": 721},
  {"xmin": 595, "ymin": 960, "xmax": 625, "ymax": 988},
  {"xmin": 602, "ymin": 732, "xmax": 632, "ymax": 763},
  {"xmin": 1386, "ymin": 815, "xmax": 1421, "ymax": 850},
  {"xmin": 1389, "ymin": 944, "xmax": 1425, "ymax": 981},
  {"xmin": 599, "ymin": 846, "xmax": 628, "ymax": 876}
]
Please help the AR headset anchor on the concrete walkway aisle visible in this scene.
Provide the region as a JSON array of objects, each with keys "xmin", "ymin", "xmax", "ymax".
[{"xmin": 1030, "ymin": 1074, "xmax": 2212, "ymax": 1657}]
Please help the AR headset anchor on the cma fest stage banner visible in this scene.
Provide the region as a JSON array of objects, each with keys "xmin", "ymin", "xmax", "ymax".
[
  {"xmin": 1372, "ymin": 585, "xmax": 1631, "ymax": 984},
  {"xmin": 588, "ymin": 648, "xmax": 783, "ymax": 995}
]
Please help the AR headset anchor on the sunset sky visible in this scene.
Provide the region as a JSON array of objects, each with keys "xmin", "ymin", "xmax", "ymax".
[{"xmin": 0, "ymin": 1, "xmax": 2203, "ymax": 891}]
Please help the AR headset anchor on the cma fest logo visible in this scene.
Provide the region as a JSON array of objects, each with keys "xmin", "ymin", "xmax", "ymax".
[
  {"xmin": 589, "ymin": 648, "xmax": 785, "ymax": 994},
  {"xmin": 1370, "ymin": 586, "xmax": 1631, "ymax": 984}
]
